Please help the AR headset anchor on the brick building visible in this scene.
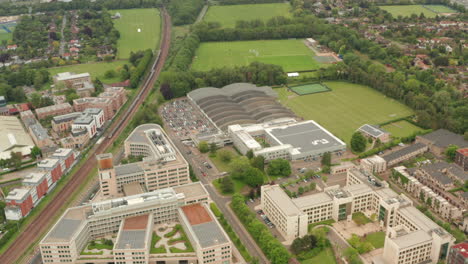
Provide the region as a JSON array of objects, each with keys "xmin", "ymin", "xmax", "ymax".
[
  {"xmin": 73, "ymin": 97, "xmax": 113, "ymax": 121},
  {"xmin": 35, "ymin": 103, "xmax": 73, "ymax": 120},
  {"xmin": 455, "ymin": 148, "xmax": 468, "ymax": 171}
]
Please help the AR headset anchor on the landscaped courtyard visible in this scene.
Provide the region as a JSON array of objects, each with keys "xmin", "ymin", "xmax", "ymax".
[{"xmin": 152, "ymin": 223, "xmax": 194, "ymax": 254}]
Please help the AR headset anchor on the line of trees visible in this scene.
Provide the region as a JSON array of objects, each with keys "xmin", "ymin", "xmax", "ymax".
[
  {"xmin": 130, "ymin": 49, "xmax": 153, "ymax": 88},
  {"xmin": 166, "ymin": 0, "xmax": 205, "ymax": 26},
  {"xmin": 231, "ymin": 193, "xmax": 290, "ymax": 264},
  {"xmin": 218, "ymin": 0, "xmax": 283, "ymax": 5}
]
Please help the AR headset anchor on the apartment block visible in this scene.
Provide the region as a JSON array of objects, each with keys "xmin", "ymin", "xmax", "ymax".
[
  {"xmin": 73, "ymin": 97, "xmax": 114, "ymax": 121},
  {"xmin": 98, "ymin": 86, "xmax": 127, "ymax": 112},
  {"xmin": 382, "ymin": 143, "xmax": 429, "ymax": 167},
  {"xmin": 35, "ymin": 103, "xmax": 73, "ymax": 120},
  {"xmin": 361, "ymin": 155, "xmax": 387, "ymax": 174},
  {"xmin": 455, "ymin": 148, "xmax": 468, "ymax": 171},
  {"xmin": 39, "ymin": 182, "xmax": 227, "ymax": 264},
  {"xmin": 97, "ymin": 124, "xmax": 190, "ymax": 198},
  {"xmin": 23, "ymin": 172, "xmax": 49, "ymax": 205},
  {"xmin": 416, "ymin": 129, "xmax": 468, "ymax": 157},
  {"xmin": 60, "ymin": 128, "xmax": 90, "ymax": 149},
  {"xmin": 71, "ymin": 108, "xmax": 104, "ymax": 138},
  {"xmin": 51, "ymin": 112, "xmax": 82, "ymax": 133},
  {"xmin": 4, "ymin": 188, "xmax": 33, "ymax": 220}
]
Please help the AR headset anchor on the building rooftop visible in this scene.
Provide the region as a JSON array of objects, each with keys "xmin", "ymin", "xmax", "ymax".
[
  {"xmin": 37, "ymin": 158, "xmax": 59, "ymax": 169},
  {"xmin": 181, "ymin": 204, "xmax": 212, "ymax": 225},
  {"xmin": 398, "ymin": 206, "xmax": 441, "ymax": 232},
  {"xmin": 457, "ymin": 148, "xmax": 468, "ymax": 157},
  {"xmin": 83, "ymin": 108, "xmax": 102, "ymax": 115},
  {"xmin": 0, "ymin": 116, "xmax": 34, "ymax": 155},
  {"xmin": 52, "ymin": 112, "xmax": 82, "ymax": 124},
  {"xmin": 115, "ymin": 163, "xmax": 144, "ymax": 176},
  {"xmin": 73, "ymin": 115, "xmax": 94, "ymax": 125},
  {"xmin": 23, "ymin": 172, "xmax": 46, "ymax": 185},
  {"xmin": 264, "ymin": 185, "xmax": 303, "ymax": 216},
  {"xmin": 358, "ymin": 124, "xmax": 387, "ymax": 138},
  {"xmin": 42, "ymin": 205, "xmax": 91, "ymax": 243},
  {"xmin": 451, "ymin": 242, "xmax": 468, "ymax": 258},
  {"xmin": 293, "ymin": 192, "xmax": 333, "ymax": 209},
  {"xmin": 122, "ymin": 182, "xmax": 145, "ymax": 196},
  {"xmin": 29, "ymin": 122, "xmax": 50, "ymax": 141},
  {"xmin": 6, "ymin": 188, "xmax": 30, "ymax": 201},
  {"xmin": 420, "ymin": 161, "xmax": 467, "ymax": 183},
  {"xmin": 382, "ymin": 143, "xmax": 427, "ymax": 163},
  {"xmin": 55, "ymin": 72, "xmax": 90, "ymax": 81},
  {"xmin": 391, "ymin": 229, "xmax": 432, "ymax": 249},
  {"xmin": 343, "ymin": 183, "xmax": 374, "ymax": 196},
  {"xmin": 418, "ymin": 129, "xmax": 468, "ymax": 149},
  {"xmin": 115, "ymin": 215, "xmax": 150, "ymax": 250},
  {"xmin": 266, "ymin": 120, "xmax": 346, "ymax": 155},
  {"xmin": 172, "ymin": 182, "xmax": 208, "ymax": 200},
  {"xmin": 52, "ymin": 148, "xmax": 73, "ymax": 158},
  {"xmin": 35, "ymin": 103, "xmax": 71, "ymax": 115}
]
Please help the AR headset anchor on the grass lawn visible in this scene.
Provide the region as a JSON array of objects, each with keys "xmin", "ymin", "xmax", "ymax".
[
  {"xmin": 364, "ymin": 231, "xmax": 386, "ymax": 249},
  {"xmin": 204, "ymin": 3, "xmax": 291, "ymax": 28},
  {"xmin": 0, "ymin": 32, "xmax": 12, "ymax": 42},
  {"xmin": 277, "ymin": 81, "xmax": 414, "ymax": 143},
  {"xmin": 192, "ymin": 39, "xmax": 322, "ymax": 72},
  {"xmin": 352, "ymin": 212, "xmax": 371, "ymax": 226},
  {"xmin": 300, "ymin": 247, "xmax": 336, "ymax": 264},
  {"xmin": 379, "ymin": 5, "xmax": 437, "ymax": 18},
  {"xmin": 209, "ymin": 148, "xmax": 240, "ymax": 172},
  {"xmin": 48, "ymin": 60, "xmax": 128, "ymax": 84},
  {"xmin": 213, "ymin": 177, "xmax": 247, "ymax": 195},
  {"xmin": 424, "ymin": 5, "xmax": 458, "ymax": 13},
  {"xmin": 381, "ymin": 120, "xmax": 423, "ymax": 138},
  {"xmin": 110, "ymin": 9, "xmax": 161, "ymax": 59}
]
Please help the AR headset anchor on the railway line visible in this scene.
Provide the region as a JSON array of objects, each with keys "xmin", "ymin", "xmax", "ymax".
[{"xmin": 0, "ymin": 8, "xmax": 171, "ymax": 264}]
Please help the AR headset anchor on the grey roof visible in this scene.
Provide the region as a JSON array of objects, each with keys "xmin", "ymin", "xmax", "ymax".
[
  {"xmin": 420, "ymin": 161, "xmax": 467, "ymax": 184},
  {"xmin": 115, "ymin": 230, "xmax": 147, "ymax": 249},
  {"xmin": 47, "ymin": 219, "xmax": 82, "ymax": 241},
  {"xmin": 127, "ymin": 124, "xmax": 164, "ymax": 143},
  {"xmin": 391, "ymin": 229, "xmax": 432, "ymax": 249},
  {"xmin": 382, "ymin": 143, "xmax": 427, "ymax": 163},
  {"xmin": 74, "ymin": 115, "xmax": 94, "ymax": 125},
  {"xmin": 83, "ymin": 108, "xmax": 102, "ymax": 115},
  {"xmin": 115, "ymin": 163, "xmax": 144, "ymax": 176},
  {"xmin": 267, "ymin": 121, "xmax": 346, "ymax": 153},
  {"xmin": 192, "ymin": 221, "xmax": 228, "ymax": 248},
  {"xmin": 462, "ymin": 192, "xmax": 468, "ymax": 200},
  {"xmin": 358, "ymin": 124, "xmax": 387, "ymax": 138},
  {"xmin": 52, "ymin": 112, "xmax": 82, "ymax": 123},
  {"xmin": 30, "ymin": 123, "xmax": 50, "ymax": 140},
  {"xmin": 418, "ymin": 129, "xmax": 468, "ymax": 149}
]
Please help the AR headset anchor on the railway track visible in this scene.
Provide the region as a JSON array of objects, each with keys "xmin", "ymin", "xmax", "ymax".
[{"xmin": 0, "ymin": 8, "xmax": 171, "ymax": 264}]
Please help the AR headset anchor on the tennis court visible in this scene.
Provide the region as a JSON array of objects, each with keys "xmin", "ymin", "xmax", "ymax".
[{"xmin": 289, "ymin": 83, "xmax": 331, "ymax": 95}]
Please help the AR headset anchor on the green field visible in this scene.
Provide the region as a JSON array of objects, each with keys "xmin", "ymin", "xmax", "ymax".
[
  {"xmin": 424, "ymin": 5, "xmax": 459, "ymax": 13},
  {"xmin": 204, "ymin": 3, "xmax": 291, "ymax": 28},
  {"xmin": 379, "ymin": 5, "xmax": 438, "ymax": 17},
  {"xmin": 110, "ymin": 9, "xmax": 161, "ymax": 59},
  {"xmin": 278, "ymin": 81, "xmax": 414, "ymax": 143},
  {"xmin": 301, "ymin": 247, "xmax": 336, "ymax": 264},
  {"xmin": 364, "ymin": 231, "xmax": 386, "ymax": 249},
  {"xmin": 0, "ymin": 25, "xmax": 14, "ymax": 42},
  {"xmin": 48, "ymin": 60, "xmax": 127, "ymax": 84},
  {"xmin": 290, "ymin": 83, "xmax": 330, "ymax": 95},
  {"xmin": 192, "ymin": 40, "xmax": 322, "ymax": 72},
  {"xmin": 381, "ymin": 120, "xmax": 423, "ymax": 138}
]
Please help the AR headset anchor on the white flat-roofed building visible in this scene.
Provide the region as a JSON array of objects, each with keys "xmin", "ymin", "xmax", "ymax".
[
  {"xmin": 40, "ymin": 182, "xmax": 223, "ymax": 264},
  {"xmin": 179, "ymin": 203, "xmax": 232, "ymax": 264},
  {"xmin": 98, "ymin": 124, "xmax": 190, "ymax": 198},
  {"xmin": 0, "ymin": 116, "xmax": 35, "ymax": 159},
  {"xmin": 261, "ymin": 185, "xmax": 308, "ymax": 240},
  {"xmin": 229, "ymin": 120, "xmax": 346, "ymax": 161},
  {"xmin": 361, "ymin": 155, "xmax": 387, "ymax": 174},
  {"xmin": 4, "ymin": 188, "xmax": 33, "ymax": 220}
]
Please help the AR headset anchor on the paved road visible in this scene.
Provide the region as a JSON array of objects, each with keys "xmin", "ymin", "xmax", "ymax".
[
  {"xmin": 0, "ymin": 9, "xmax": 172, "ymax": 264},
  {"xmin": 163, "ymin": 124, "xmax": 268, "ymax": 264}
]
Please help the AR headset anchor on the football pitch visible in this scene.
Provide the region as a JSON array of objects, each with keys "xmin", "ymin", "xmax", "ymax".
[
  {"xmin": 381, "ymin": 120, "xmax": 423, "ymax": 138},
  {"xmin": 203, "ymin": 3, "xmax": 291, "ymax": 28},
  {"xmin": 289, "ymin": 83, "xmax": 330, "ymax": 95},
  {"xmin": 379, "ymin": 5, "xmax": 456, "ymax": 17},
  {"xmin": 192, "ymin": 40, "xmax": 322, "ymax": 72},
  {"xmin": 110, "ymin": 9, "xmax": 161, "ymax": 59},
  {"xmin": 277, "ymin": 81, "xmax": 414, "ymax": 143}
]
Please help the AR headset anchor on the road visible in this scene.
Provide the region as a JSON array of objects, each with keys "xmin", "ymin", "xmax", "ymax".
[
  {"xmin": 0, "ymin": 9, "xmax": 172, "ymax": 264},
  {"xmin": 163, "ymin": 125, "xmax": 269, "ymax": 264}
]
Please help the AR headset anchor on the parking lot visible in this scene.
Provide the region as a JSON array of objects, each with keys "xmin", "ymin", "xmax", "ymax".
[{"xmin": 160, "ymin": 98, "xmax": 219, "ymax": 140}]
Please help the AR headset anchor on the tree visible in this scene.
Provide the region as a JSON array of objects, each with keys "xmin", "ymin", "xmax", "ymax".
[
  {"xmin": 209, "ymin": 142, "xmax": 217, "ymax": 154},
  {"xmin": 351, "ymin": 132, "xmax": 367, "ymax": 152},
  {"xmin": 445, "ymin": 145, "xmax": 458, "ymax": 162},
  {"xmin": 321, "ymin": 152, "xmax": 331, "ymax": 166},
  {"xmin": 9, "ymin": 152, "xmax": 22, "ymax": 169},
  {"xmin": 244, "ymin": 167, "xmax": 264, "ymax": 187},
  {"xmin": 198, "ymin": 141, "xmax": 209, "ymax": 153},
  {"xmin": 218, "ymin": 149, "xmax": 233, "ymax": 163},
  {"xmin": 309, "ymin": 182, "xmax": 316, "ymax": 191},
  {"xmin": 30, "ymin": 146, "xmax": 42, "ymax": 159},
  {"xmin": 246, "ymin": 150, "xmax": 254, "ymax": 159},
  {"xmin": 322, "ymin": 175, "xmax": 328, "ymax": 183},
  {"xmin": 104, "ymin": 69, "xmax": 117, "ymax": 79},
  {"xmin": 229, "ymin": 157, "xmax": 251, "ymax": 180},
  {"xmin": 160, "ymin": 83, "xmax": 174, "ymax": 100},
  {"xmin": 220, "ymin": 176, "xmax": 234, "ymax": 193},
  {"xmin": 266, "ymin": 159, "xmax": 291, "ymax": 178},
  {"xmin": 251, "ymin": 155, "xmax": 265, "ymax": 171}
]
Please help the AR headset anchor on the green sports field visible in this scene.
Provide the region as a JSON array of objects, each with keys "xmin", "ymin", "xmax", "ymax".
[
  {"xmin": 381, "ymin": 120, "xmax": 423, "ymax": 138},
  {"xmin": 110, "ymin": 9, "xmax": 161, "ymax": 59},
  {"xmin": 379, "ymin": 5, "xmax": 438, "ymax": 17},
  {"xmin": 289, "ymin": 83, "xmax": 330, "ymax": 95},
  {"xmin": 48, "ymin": 60, "xmax": 127, "ymax": 84},
  {"xmin": 192, "ymin": 40, "xmax": 322, "ymax": 72},
  {"xmin": 424, "ymin": 5, "xmax": 458, "ymax": 13},
  {"xmin": 278, "ymin": 81, "xmax": 414, "ymax": 143},
  {"xmin": 203, "ymin": 3, "xmax": 291, "ymax": 28}
]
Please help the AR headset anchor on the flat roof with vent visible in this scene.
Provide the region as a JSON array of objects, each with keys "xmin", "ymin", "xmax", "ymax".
[{"xmin": 115, "ymin": 214, "xmax": 151, "ymax": 250}]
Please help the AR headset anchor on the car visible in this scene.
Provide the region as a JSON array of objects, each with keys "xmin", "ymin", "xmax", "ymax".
[
  {"xmin": 257, "ymin": 210, "xmax": 263, "ymax": 214},
  {"xmin": 249, "ymin": 199, "xmax": 254, "ymax": 203}
]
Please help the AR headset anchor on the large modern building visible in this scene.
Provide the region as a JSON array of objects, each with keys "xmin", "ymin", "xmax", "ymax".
[
  {"xmin": 39, "ymin": 182, "xmax": 233, "ymax": 264},
  {"xmin": 261, "ymin": 168, "xmax": 455, "ymax": 264},
  {"xmin": 187, "ymin": 83, "xmax": 295, "ymax": 131},
  {"xmin": 0, "ymin": 116, "xmax": 35, "ymax": 159},
  {"xmin": 97, "ymin": 124, "xmax": 190, "ymax": 198},
  {"xmin": 229, "ymin": 119, "xmax": 346, "ymax": 161}
]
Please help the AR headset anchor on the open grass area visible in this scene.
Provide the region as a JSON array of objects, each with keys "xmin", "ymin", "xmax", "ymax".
[
  {"xmin": 110, "ymin": 9, "xmax": 161, "ymax": 59},
  {"xmin": 277, "ymin": 81, "xmax": 414, "ymax": 143},
  {"xmin": 289, "ymin": 83, "xmax": 330, "ymax": 95},
  {"xmin": 364, "ymin": 231, "xmax": 386, "ymax": 249},
  {"xmin": 213, "ymin": 177, "xmax": 247, "ymax": 195},
  {"xmin": 203, "ymin": 3, "xmax": 291, "ymax": 28},
  {"xmin": 192, "ymin": 39, "xmax": 322, "ymax": 72},
  {"xmin": 352, "ymin": 212, "xmax": 371, "ymax": 226},
  {"xmin": 381, "ymin": 120, "xmax": 423, "ymax": 138},
  {"xmin": 424, "ymin": 4, "xmax": 459, "ymax": 13},
  {"xmin": 300, "ymin": 247, "xmax": 336, "ymax": 264},
  {"xmin": 379, "ymin": 5, "xmax": 438, "ymax": 18},
  {"xmin": 0, "ymin": 32, "xmax": 12, "ymax": 42},
  {"xmin": 209, "ymin": 148, "xmax": 240, "ymax": 173},
  {"xmin": 48, "ymin": 60, "xmax": 127, "ymax": 84}
]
